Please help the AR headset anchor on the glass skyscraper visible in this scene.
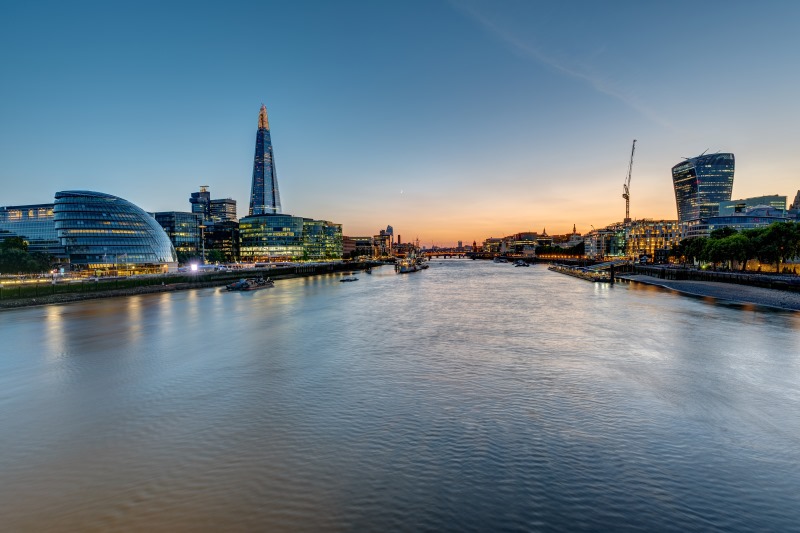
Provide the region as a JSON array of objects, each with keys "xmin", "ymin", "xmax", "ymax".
[
  {"xmin": 249, "ymin": 105, "xmax": 281, "ymax": 216},
  {"xmin": 672, "ymin": 153, "xmax": 735, "ymax": 223}
]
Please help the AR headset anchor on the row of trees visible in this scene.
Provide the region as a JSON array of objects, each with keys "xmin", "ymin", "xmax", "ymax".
[
  {"xmin": 672, "ymin": 222, "xmax": 800, "ymax": 272},
  {"xmin": 0, "ymin": 237, "xmax": 53, "ymax": 274}
]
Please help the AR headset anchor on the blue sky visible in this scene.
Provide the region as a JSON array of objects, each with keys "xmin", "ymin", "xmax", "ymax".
[{"xmin": 1, "ymin": 0, "xmax": 799, "ymax": 245}]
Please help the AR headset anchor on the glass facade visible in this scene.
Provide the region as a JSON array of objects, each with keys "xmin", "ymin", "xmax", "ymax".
[
  {"xmin": 0, "ymin": 203, "xmax": 66, "ymax": 258},
  {"xmin": 190, "ymin": 187, "xmax": 211, "ymax": 221},
  {"xmin": 154, "ymin": 211, "xmax": 202, "ymax": 255},
  {"xmin": 672, "ymin": 153, "xmax": 735, "ymax": 223},
  {"xmin": 239, "ymin": 214, "xmax": 303, "ymax": 261},
  {"xmin": 249, "ymin": 105, "xmax": 282, "ymax": 215},
  {"xmin": 718, "ymin": 195, "xmax": 786, "ymax": 216},
  {"xmin": 205, "ymin": 220, "xmax": 240, "ymax": 262},
  {"xmin": 239, "ymin": 214, "xmax": 342, "ymax": 262},
  {"xmin": 54, "ymin": 191, "xmax": 177, "ymax": 272},
  {"xmin": 302, "ymin": 219, "xmax": 343, "ymax": 260}
]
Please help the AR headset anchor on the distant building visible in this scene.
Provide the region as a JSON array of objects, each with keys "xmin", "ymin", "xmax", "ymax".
[
  {"xmin": 625, "ymin": 220, "xmax": 680, "ymax": 259},
  {"xmin": 790, "ymin": 190, "xmax": 800, "ymax": 211},
  {"xmin": 686, "ymin": 205, "xmax": 791, "ymax": 238},
  {"xmin": 373, "ymin": 231, "xmax": 391, "ymax": 258},
  {"xmin": 718, "ymin": 195, "xmax": 786, "ymax": 216},
  {"xmin": 344, "ymin": 236, "xmax": 374, "ymax": 259},
  {"xmin": 672, "ymin": 153, "xmax": 735, "ymax": 223},
  {"xmin": 190, "ymin": 186, "xmax": 211, "ymax": 221},
  {"xmin": 239, "ymin": 213, "xmax": 341, "ymax": 262},
  {"xmin": 584, "ymin": 223, "xmax": 626, "ymax": 260},
  {"xmin": 302, "ymin": 219, "xmax": 342, "ymax": 260},
  {"xmin": 210, "ymin": 198, "xmax": 237, "ymax": 222},
  {"xmin": 154, "ymin": 211, "xmax": 202, "ymax": 258},
  {"xmin": 54, "ymin": 191, "xmax": 177, "ymax": 273},
  {"xmin": 249, "ymin": 105, "xmax": 281, "ymax": 215},
  {"xmin": 204, "ymin": 220, "xmax": 240, "ymax": 262},
  {"xmin": 0, "ymin": 203, "xmax": 66, "ymax": 259}
]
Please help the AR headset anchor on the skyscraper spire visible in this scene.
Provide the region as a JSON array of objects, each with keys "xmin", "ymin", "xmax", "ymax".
[
  {"xmin": 258, "ymin": 104, "xmax": 269, "ymax": 130},
  {"xmin": 249, "ymin": 104, "xmax": 281, "ymax": 215}
]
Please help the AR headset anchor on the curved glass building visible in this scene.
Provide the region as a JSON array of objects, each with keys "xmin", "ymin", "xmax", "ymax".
[
  {"xmin": 672, "ymin": 153, "xmax": 735, "ymax": 223},
  {"xmin": 54, "ymin": 191, "xmax": 177, "ymax": 273}
]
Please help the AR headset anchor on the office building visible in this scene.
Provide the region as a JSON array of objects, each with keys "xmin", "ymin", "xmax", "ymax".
[
  {"xmin": 210, "ymin": 198, "xmax": 237, "ymax": 222},
  {"xmin": 54, "ymin": 191, "xmax": 177, "ymax": 273},
  {"xmin": 718, "ymin": 195, "xmax": 786, "ymax": 216},
  {"xmin": 249, "ymin": 105, "xmax": 281, "ymax": 215},
  {"xmin": 204, "ymin": 220, "xmax": 240, "ymax": 262},
  {"xmin": 190, "ymin": 186, "xmax": 211, "ymax": 221},
  {"xmin": 154, "ymin": 211, "xmax": 203, "ymax": 257},
  {"xmin": 302, "ymin": 219, "xmax": 343, "ymax": 261},
  {"xmin": 0, "ymin": 203, "xmax": 66, "ymax": 258},
  {"xmin": 685, "ymin": 205, "xmax": 791, "ymax": 238},
  {"xmin": 672, "ymin": 153, "xmax": 735, "ymax": 223}
]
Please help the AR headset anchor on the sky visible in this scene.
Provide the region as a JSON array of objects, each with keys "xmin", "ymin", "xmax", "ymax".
[{"xmin": 1, "ymin": 0, "xmax": 799, "ymax": 246}]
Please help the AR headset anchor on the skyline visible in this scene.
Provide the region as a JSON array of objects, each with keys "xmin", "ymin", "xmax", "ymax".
[{"xmin": 2, "ymin": 1, "xmax": 799, "ymax": 245}]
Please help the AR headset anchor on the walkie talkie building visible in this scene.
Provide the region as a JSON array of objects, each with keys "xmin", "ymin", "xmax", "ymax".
[{"xmin": 672, "ymin": 153, "xmax": 735, "ymax": 223}]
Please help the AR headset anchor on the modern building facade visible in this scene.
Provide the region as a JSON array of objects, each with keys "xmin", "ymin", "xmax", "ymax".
[
  {"xmin": 154, "ymin": 211, "xmax": 202, "ymax": 257},
  {"xmin": 685, "ymin": 205, "xmax": 791, "ymax": 238},
  {"xmin": 190, "ymin": 186, "xmax": 211, "ymax": 221},
  {"xmin": 672, "ymin": 153, "xmax": 735, "ymax": 223},
  {"xmin": 0, "ymin": 203, "xmax": 66, "ymax": 258},
  {"xmin": 249, "ymin": 105, "xmax": 281, "ymax": 216},
  {"xmin": 210, "ymin": 198, "xmax": 237, "ymax": 222},
  {"xmin": 239, "ymin": 214, "xmax": 303, "ymax": 261},
  {"xmin": 54, "ymin": 191, "xmax": 177, "ymax": 273},
  {"xmin": 302, "ymin": 219, "xmax": 342, "ymax": 261},
  {"xmin": 718, "ymin": 195, "xmax": 787, "ymax": 216},
  {"xmin": 239, "ymin": 214, "xmax": 342, "ymax": 262},
  {"xmin": 204, "ymin": 220, "xmax": 240, "ymax": 262}
]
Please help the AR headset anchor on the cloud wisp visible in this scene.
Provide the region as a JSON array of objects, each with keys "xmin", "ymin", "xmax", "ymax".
[{"xmin": 452, "ymin": 1, "xmax": 673, "ymax": 130}]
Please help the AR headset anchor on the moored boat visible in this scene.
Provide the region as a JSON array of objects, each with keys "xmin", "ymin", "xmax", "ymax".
[{"xmin": 225, "ymin": 277, "xmax": 274, "ymax": 291}]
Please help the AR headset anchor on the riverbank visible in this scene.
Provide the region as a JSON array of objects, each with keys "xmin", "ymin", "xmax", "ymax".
[
  {"xmin": 619, "ymin": 274, "xmax": 800, "ymax": 311},
  {"xmin": 0, "ymin": 263, "xmax": 381, "ymax": 311}
]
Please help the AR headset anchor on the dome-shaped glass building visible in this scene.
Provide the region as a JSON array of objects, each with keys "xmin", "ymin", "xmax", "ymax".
[{"xmin": 54, "ymin": 191, "xmax": 177, "ymax": 273}]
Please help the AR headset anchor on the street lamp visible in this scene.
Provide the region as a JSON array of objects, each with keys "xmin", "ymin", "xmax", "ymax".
[{"xmin": 199, "ymin": 224, "xmax": 207, "ymax": 264}]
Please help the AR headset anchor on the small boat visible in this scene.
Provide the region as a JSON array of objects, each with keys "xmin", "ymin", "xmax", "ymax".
[
  {"xmin": 514, "ymin": 260, "xmax": 529, "ymax": 267},
  {"xmin": 396, "ymin": 259, "xmax": 418, "ymax": 273},
  {"xmin": 493, "ymin": 257, "xmax": 509, "ymax": 263},
  {"xmin": 225, "ymin": 277, "xmax": 274, "ymax": 291},
  {"xmin": 340, "ymin": 277, "xmax": 359, "ymax": 282}
]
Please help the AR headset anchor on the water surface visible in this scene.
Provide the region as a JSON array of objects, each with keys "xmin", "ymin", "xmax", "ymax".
[{"xmin": 1, "ymin": 261, "xmax": 799, "ymax": 531}]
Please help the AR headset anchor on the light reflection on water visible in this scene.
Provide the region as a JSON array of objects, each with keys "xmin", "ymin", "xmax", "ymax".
[{"xmin": 1, "ymin": 261, "xmax": 799, "ymax": 532}]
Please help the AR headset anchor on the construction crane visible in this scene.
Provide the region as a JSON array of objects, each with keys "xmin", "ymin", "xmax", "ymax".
[{"xmin": 622, "ymin": 139, "xmax": 636, "ymax": 223}]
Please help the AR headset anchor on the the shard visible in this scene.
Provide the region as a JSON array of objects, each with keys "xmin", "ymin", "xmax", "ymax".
[{"xmin": 249, "ymin": 104, "xmax": 282, "ymax": 215}]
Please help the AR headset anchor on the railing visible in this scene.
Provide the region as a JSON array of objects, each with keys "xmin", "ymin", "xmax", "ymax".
[{"xmin": 633, "ymin": 265, "xmax": 800, "ymax": 292}]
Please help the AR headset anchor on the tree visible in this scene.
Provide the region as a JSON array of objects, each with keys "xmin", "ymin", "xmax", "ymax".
[
  {"xmin": 0, "ymin": 236, "xmax": 28, "ymax": 252},
  {"xmin": 682, "ymin": 237, "xmax": 707, "ymax": 266},
  {"xmin": 709, "ymin": 226, "xmax": 737, "ymax": 240},
  {"xmin": 205, "ymin": 249, "xmax": 225, "ymax": 263},
  {"xmin": 721, "ymin": 234, "xmax": 751, "ymax": 271},
  {"xmin": 758, "ymin": 222, "xmax": 800, "ymax": 272}
]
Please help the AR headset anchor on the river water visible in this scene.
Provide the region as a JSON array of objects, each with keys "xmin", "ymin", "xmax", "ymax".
[{"xmin": 1, "ymin": 260, "xmax": 799, "ymax": 532}]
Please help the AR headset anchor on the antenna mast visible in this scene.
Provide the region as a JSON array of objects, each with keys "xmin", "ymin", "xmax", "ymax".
[{"xmin": 622, "ymin": 139, "xmax": 636, "ymax": 223}]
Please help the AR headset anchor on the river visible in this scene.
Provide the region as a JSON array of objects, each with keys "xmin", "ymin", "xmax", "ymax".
[{"xmin": 1, "ymin": 260, "xmax": 799, "ymax": 531}]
